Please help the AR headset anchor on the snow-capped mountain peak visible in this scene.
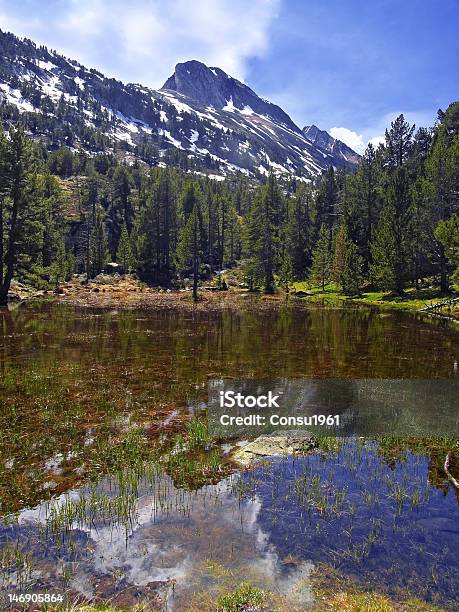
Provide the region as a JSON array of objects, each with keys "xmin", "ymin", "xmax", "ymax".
[
  {"xmin": 161, "ymin": 60, "xmax": 297, "ymax": 130},
  {"xmin": 303, "ymin": 124, "xmax": 360, "ymax": 165},
  {"xmin": 0, "ymin": 29, "xmax": 360, "ymax": 179}
]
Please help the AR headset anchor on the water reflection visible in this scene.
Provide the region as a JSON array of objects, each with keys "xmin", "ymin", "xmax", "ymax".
[
  {"xmin": 1, "ymin": 303, "xmax": 458, "ymax": 379},
  {"xmin": 3, "ymin": 469, "xmax": 314, "ymax": 610},
  {"xmin": 1, "ymin": 441, "xmax": 458, "ymax": 610}
]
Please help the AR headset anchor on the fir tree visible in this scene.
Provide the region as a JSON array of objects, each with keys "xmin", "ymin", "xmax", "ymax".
[
  {"xmin": 0, "ymin": 127, "xmax": 45, "ymax": 305},
  {"xmin": 310, "ymin": 224, "xmax": 331, "ymax": 290},
  {"xmin": 117, "ymin": 222, "xmax": 134, "ymax": 273},
  {"xmin": 90, "ymin": 207, "xmax": 108, "ymax": 277}
]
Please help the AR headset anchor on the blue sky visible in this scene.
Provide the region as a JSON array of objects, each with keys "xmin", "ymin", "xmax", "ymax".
[{"xmin": 0, "ymin": 0, "xmax": 457, "ymax": 152}]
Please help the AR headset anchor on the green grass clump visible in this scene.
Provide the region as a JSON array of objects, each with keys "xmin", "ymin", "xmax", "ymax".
[
  {"xmin": 165, "ymin": 447, "xmax": 228, "ymax": 490},
  {"xmin": 316, "ymin": 435, "xmax": 342, "ymax": 453},
  {"xmin": 217, "ymin": 582, "xmax": 266, "ymax": 611},
  {"xmin": 186, "ymin": 416, "xmax": 209, "ymax": 450}
]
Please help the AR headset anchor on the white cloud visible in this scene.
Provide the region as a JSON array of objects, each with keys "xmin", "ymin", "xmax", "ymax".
[
  {"xmin": 0, "ymin": 0, "xmax": 280, "ymax": 86},
  {"xmin": 329, "ymin": 108, "xmax": 434, "ymax": 154},
  {"xmin": 368, "ymin": 135, "xmax": 385, "ymax": 148},
  {"xmin": 329, "ymin": 127, "xmax": 365, "ymax": 153}
]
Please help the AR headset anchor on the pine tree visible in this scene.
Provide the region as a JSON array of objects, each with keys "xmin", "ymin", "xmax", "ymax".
[
  {"xmin": 423, "ymin": 103, "xmax": 459, "ymax": 293},
  {"xmin": 370, "ymin": 116, "xmax": 415, "ymax": 294},
  {"xmin": 385, "ymin": 114, "xmax": 416, "ymax": 168},
  {"xmin": 136, "ymin": 168, "xmax": 178, "ymax": 284},
  {"xmin": 279, "ymin": 251, "xmax": 293, "ymax": 295},
  {"xmin": 310, "ymin": 224, "xmax": 331, "ymax": 290},
  {"xmin": 244, "ymin": 174, "xmax": 283, "ymax": 293},
  {"xmin": 435, "ymin": 213, "xmax": 459, "ymax": 282},
  {"xmin": 362, "ymin": 143, "xmax": 378, "ymax": 267},
  {"xmin": 342, "ymin": 240, "xmax": 364, "ymax": 295},
  {"xmin": 370, "ymin": 198, "xmax": 398, "ymax": 291},
  {"xmin": 41, "ymin": 173, "xmax": 64, "ymax": 269},
  {"xmin": 0, "ymin": 127, "xmax": 45, "ymax": 305},
  {"xmin": 107, "ymin": 165, "xmax": 133, "ymax": 256},
  {"xmin": 176, "ymin": 182, "xmax": 203, "ymax": 301},
  {"xmin": 286, "ymin": 184, "xmax": 313, "ymax": 278},
  {"xmin": 242, "ymin": 195, "xmax": 262, "ymax": 291},
  {"xmin": 224, "ymin": 202, "xmax": 242, "ymax": 266},
  {"xmin": 217, "ymin": 195, "xmax": 229, "ymax": 270},
  {"xmin": 0, "ymin": 128, "xmax": 10, "ymax": 297},
  {"xmin": 332, "ymin": 224, "xmax": 348, "ymax": 288},
  {"xmin": 51, "ymin": 233, "xmax": 67, "ymax": 291},
  {"xmin": 315, "ymin": 166, "xmax": 338, "ymax": 241},
  {"xmin": 90, "ymin": 207, "xmax": 108, "ymax": 277},
  {"xmin": 331, "ymin": 224, "xmax": 364, "ymax": 295},
  {"xmin": 117, "ymin": 222, "xmax": 134, "ymax": 273}
]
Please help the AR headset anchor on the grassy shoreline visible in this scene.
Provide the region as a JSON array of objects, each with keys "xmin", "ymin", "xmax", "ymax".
[
  {"xmin": 292, "ymin": 281, "xmax": 459, "ymax": 319},
  {"xmin": 6, "ymin": 273, "xmax": 459, "ymax": 320}
]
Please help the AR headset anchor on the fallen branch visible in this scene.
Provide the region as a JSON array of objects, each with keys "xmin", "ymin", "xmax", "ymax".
[{"xmin": 444, "ymin": 452, "xmax": 459, "ymax": 489}]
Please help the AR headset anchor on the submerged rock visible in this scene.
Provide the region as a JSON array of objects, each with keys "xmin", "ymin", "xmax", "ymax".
[{"xmin": 232, "ymin": 429, "xmax": 318, "ymax": 465}]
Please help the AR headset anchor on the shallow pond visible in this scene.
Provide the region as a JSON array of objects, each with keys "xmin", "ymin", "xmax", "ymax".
[
  {"xmin": 1, "ymin": 441, "xmax": 458, "ymax": 609},
  {"xmin": 0, "ymin": 302, "xmax": 458, "ymax": 609}
]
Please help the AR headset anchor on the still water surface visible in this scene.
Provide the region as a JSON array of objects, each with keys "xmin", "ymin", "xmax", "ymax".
[{"xmin": 0, "ymin": 303, "xmax": 458, "ymax": 609}]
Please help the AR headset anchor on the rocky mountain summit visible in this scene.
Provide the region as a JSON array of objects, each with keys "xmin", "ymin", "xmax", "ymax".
[
  {"xmin": 161, "ymin": 60, "xmax": 296, "ymax": 129},
  {"xmin": 303, "ymin": 124, "xmax": 360, "ymax": 166}
]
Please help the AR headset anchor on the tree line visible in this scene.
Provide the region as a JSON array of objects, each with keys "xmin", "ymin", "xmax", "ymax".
[{"xmin": 0, "ymin": 102, "xmax": 458, "ymax": 306}]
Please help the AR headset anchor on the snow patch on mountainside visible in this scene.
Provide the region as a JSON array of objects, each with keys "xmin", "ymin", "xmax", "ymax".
[
  {"xmin": 0, "ymin": 83, "xmax": 35, "ymax": 112},
  {"xmin": 223, "ymin": 97, "xmax": 235, "ymax": 112}
]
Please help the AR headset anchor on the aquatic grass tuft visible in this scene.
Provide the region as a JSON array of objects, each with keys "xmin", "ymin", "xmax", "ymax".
[
  {"xmin": 186, "ymin": 416, "xmax": 209, "ymax": 450},
  {"xmin": 217, "ymin": 582, "xmax": 266, "ymax": 612},
  {"xmin": 0, "ymin": 538, "xmax": 33, "ymax": 590}
]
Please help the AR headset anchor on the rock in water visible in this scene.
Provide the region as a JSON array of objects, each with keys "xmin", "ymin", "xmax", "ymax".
[{"xmin": 232, "ymin": 430, "xmax": 318, "ymax": 465}]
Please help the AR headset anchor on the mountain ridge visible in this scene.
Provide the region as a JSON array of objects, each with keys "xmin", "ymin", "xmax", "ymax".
[
  {"xmin": 0, "ymin": 29, "xmax": 360, "ymax": 179},
  {"xmin": 303, "ymin": 124, "xmax": 360, "ymax": 164}
]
